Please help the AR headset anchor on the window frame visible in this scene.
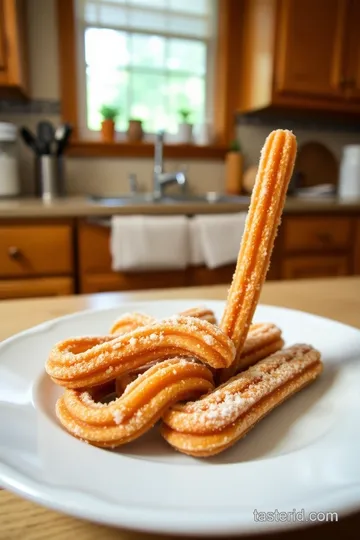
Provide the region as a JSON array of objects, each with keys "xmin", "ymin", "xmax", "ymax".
[{"xmin": 57, "ymin": 0, "xmax": 241, "ymax": 159}]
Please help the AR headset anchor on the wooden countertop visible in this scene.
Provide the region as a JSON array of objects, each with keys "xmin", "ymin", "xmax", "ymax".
[
  {"xmin": 0, "ymin": 195, "xmax": 360, "ymax": 219},
  {"xmin": 1, "ymin": 277, "xmax": 360, "ymax": 539}
]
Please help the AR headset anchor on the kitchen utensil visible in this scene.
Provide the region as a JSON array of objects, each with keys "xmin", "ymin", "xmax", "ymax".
[
  {"xmin": 35, "ymin": 155, "xmax": 64, "ymax": 200},
  {"xmin": 20, "ymin": 127, "xmax": 40, "ymax": 155},
  {"xmin": 294, "ymin": 141, "xmax": 338, "ymax": 188},
  {"xmin": 339, "ymin": 145, "xmax": 360, "ymax": 199},
  {"xmin": 37, "ymin": 121, "xmax": 55, "ymax": 155},
  {"xmin": 0, "ymin": 122, "xmax": 20, "ymax": 197},
  {"xmin": 55, "ymin": 123, "xmax": 72, "ymax": 155}
]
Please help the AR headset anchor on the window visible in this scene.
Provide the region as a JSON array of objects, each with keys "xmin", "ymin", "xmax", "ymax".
[{"xmin": 75, "ymin": 0, "xmax": 217, "ymax": 139}]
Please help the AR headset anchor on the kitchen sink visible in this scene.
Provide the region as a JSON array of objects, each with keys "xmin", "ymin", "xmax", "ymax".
[{"xmin": 88, "ymin": 192, "xmax": 250, "ymax": 206}]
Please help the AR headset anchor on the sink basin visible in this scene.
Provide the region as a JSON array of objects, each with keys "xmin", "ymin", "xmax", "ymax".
[{"xmin": 88, "ymin": 192, "xmax": 249, "ymax": 206}]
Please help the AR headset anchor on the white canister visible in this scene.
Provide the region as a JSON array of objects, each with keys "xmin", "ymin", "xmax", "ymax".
[
  {"xmin": 338, "ymin": 145, "xmax": 360, "ymax": 199},
  {"xmin": 0, "ymin": 122, "xmax": 20, "ymax": 197}
]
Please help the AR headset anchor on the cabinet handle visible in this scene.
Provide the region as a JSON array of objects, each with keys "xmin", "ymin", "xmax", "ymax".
[
  {"xmin": 8, "ymin": 246, "xmax": 22, "ymax": 259},
  {"xmin": 316, "ymin": 232, "xmax": 332, "ymax": 245}
]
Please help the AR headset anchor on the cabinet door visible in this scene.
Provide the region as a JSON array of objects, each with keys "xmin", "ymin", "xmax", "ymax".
[
  {"xmin": 0, "ymin": 0, "xmax": 28, "ymax": 95},
  {"xmin": 355, "ymin": 219, "xmax": 360, "ymax": 274},
  {"xmin": 275, "ymin": 0, "xmax": 347, "ymax": 98},
  {"xmin": 0, "ymin": 1, "xmax": 6, "ymax": 71},
  {"xmin": 0, "ymin": 277, "xmax": 74, "ymax": 300},
  {"xmin": 282, "ymin": 255, "xmax": 350, "ymax": 280},
  {"xmin": 344, "ymin": 0, "xmax": 360, "ymax": 100}
]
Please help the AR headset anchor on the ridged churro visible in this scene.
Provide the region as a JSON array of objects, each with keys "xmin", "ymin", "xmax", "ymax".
[
  {"xmin": 56, "ymin": 358, "xmax": 214, "ymax": 448},
  {"xmin": 220, "ymin": 130, "xmax": 297, "ymax": 381},
  {"xmin": 109, "ymin": 306, "xmax": 217, "ymax": 335},
  {"xmin": 161, "ymin": 345, "xmax": 322, "ymax": 457},
  {"xmin": 46, "ymin": 316, "xmax": 236, "ymax": 389}
]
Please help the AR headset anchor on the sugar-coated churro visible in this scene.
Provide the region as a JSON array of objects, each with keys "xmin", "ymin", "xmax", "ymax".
[
  {"xmin": 161, "ymin": 345, "xmax": 322, "ymax": 457},
  {"xmin": 219, "ymin": 130, "xmax": 297, "ymax": 381},
  {"xmin": 56, "ymin": 358, "xmax": 214, "ymax": 447},
  {"xmin": 46, "ymin": 316, "xmax": 236, "ymax": 389}
]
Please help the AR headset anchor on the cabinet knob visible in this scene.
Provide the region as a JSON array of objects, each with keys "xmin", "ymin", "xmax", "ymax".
[{"xmin": 8, "ymin": 246, "xmax": 21, "ymax": 259}]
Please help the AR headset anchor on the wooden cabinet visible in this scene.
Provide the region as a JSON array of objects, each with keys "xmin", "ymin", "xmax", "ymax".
[
  {"xmin": 283, "ymin": 217, "xmax": 352, "ymax": 252},
  {"xmin": 0, "ymin": 224, "xmax": 73, "ymax": 277},
  {"xmin": 355, "ymin": 219, "xmax": 360, "ymax": 274},
  {"xmin": 239, "ymin": 0, "xmax": 360, "ymax": 114},
  {"xmin": 0, "ymin": 221, "xmax": 74, "ymax": 299},
  {"xmin": 0, "ymin": 277, "xmax": 74, "ymax": 299},
  {"xmin": 345, "ymin": 0, "xmax": 360, "ymax": 101},
  {"xmin": 275, "ymin": 0, "xmax": 345, "ymax": 99},
  {"xmin": 0, "ymin": 0, "xmax": 28, "ymax": 98},
  {"xmin": 283, "ymin": 255, "xmax": 350, "ymax": 279}
]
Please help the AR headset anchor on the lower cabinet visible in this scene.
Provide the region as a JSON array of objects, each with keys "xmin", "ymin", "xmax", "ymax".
[
  {"xmin": 0, "ymin": 277, "xmax": 74, "ymax": 299},
  {"xmin": 282, "ymin": 255, "xmax": 351, "ymax": 280}
]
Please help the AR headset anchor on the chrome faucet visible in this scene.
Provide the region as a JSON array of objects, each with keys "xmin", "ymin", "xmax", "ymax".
[{"xmin": 153, "ymin": 131, "xmax": 187, "ymax": 199}]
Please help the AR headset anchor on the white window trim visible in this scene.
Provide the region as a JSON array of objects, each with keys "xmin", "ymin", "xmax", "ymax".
[{"xmin": 75, "ymin": 1, "xmax": 217, "ymax": 142}]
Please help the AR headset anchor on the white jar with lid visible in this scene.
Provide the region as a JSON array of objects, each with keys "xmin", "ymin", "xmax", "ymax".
[
  {"xmin": 338, "ymin": 145, "xmax": 360, "ymax": 199},
  {"xmin": 0, "ymin": 122, "xmax": 20, "ymax": 197}
]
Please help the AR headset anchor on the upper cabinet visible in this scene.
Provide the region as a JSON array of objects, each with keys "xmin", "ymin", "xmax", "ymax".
[
  {"xmin": 0, "ymin": 0, "xmax": 28, "ymax": 98},
  {"xmin": 238, "ymin": 0, "xmax": 360, "ymax": 114}
]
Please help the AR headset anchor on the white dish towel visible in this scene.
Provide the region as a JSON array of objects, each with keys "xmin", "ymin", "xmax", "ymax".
[
  {"xmin": 190, "ymin": 213, "xmax": 247, "ymax": 269},
  {"xmin": 111, "ymin": 215, "xmax": 189, "ymax": 271}
]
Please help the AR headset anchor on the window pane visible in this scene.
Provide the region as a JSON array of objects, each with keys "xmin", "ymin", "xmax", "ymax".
[
  {"xmin": 86, "ymin": 66, "xmax": 129, "ymax": 131},
  {"xmin": 85, "ymin": 28, "xmax": 130, "ymax": 68},
  {"xmin": 166, "ymin": 75, "xmax": 205, "ymax": 132},
  {"xmin": 167, "ymin": 39, "xmax": 206, "ymax": 74},
  {"xmin": 131, "ymin": 34, "xmax": 165, "ymax": 68},
  {"xmin": 131, "ymin": 72, "xmax": 168, "ymax": 132},
  {"xmin": 128, "ymin": 0, "xmax": 166, "ymax": 7},
  {"xmin": 169, "ymin": 0, "xmax": 208, "ymax": 15}
]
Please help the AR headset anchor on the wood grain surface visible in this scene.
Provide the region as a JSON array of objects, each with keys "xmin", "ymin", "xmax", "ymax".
[{"xmin": 1, "ymin": 277, "xmax": 360, "ymax": 539}]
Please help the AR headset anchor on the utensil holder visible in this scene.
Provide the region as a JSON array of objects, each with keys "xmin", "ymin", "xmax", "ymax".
[{"xmin": 35, "ymin": 155, "xmax": 65, "ymax": 200}]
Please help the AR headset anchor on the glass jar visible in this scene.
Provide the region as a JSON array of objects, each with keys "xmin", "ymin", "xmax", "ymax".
[{"xmin": 0, "ymin": 122, "xmax": 20, "ymax": 197}]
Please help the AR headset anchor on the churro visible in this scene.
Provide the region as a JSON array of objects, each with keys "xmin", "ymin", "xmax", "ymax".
[
  {"xmin": 56, "ymin": 358, "xmax": 214, "ymax": 448},
  {"xmin": 109, "ymin": 306, "xmax": 217, "ymax": 335},
  {"xmin": 220, "ymin": 130, "xmax": 297, "ymax": 380},
  {"xmin": 46, "ymin": 316, "xmax": 236, "ymax": 389},
  {"xmin": 161, "ymin": 345, "xmax": 322, "ymax": 457}
]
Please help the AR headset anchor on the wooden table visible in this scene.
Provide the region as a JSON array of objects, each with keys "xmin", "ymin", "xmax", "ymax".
[{"xmin": 1, "ymin": 277, "xmax": 360, "ymax": 540}]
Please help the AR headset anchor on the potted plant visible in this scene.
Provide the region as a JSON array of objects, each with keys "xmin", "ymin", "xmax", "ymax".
[
  {"xmin": 177, "ymin": 108, "xmax": 193, "ymax": 144},
  {"xmin": 225, "ymin": 139, "xmax": 244, "ymax": 195},
  {"xmin": 127, "ymin": 118, "xmax": 144, "ymax": 142},
  {"xmin": 99, "ymin": 105, "xmax": 119, "ymax": 143}
]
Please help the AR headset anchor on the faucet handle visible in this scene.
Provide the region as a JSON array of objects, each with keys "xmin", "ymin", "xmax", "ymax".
[{"xmin": 128, "ymin": 173, "xmax": 138, "ymax": 194}]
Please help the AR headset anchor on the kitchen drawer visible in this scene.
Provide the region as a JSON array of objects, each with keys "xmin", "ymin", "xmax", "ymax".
[
  {"xmin": 282, "ymin": 255, "xmax": 350, "ymax": 280},
  {"xmin": 0, "ymin": 277, "xmax": 74, "ymax": 299},
  {"xmin": 284, "ymin": 217, "xmax": 352, "ymax": 252},
  {"xmin": 0, "ymin": 224, "xmax": 73, "ymax": 277}
]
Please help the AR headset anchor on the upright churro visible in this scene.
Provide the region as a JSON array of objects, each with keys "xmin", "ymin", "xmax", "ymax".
[{"xmin": 219, "ymin": 130, "xmax": 297, "ymax": 380}]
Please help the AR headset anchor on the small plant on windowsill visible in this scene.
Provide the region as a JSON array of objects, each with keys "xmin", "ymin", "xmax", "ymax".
[
  {"xmin": 99, "ymin": 105, "xmax": 119, "ymax": 143},
  {"xmin": 127, "ymin": 118, "xmax": 144, "ymax": 142},
  {"xmin": 177, "ymin": 108, "xmax": 193, "ymax": 144}
]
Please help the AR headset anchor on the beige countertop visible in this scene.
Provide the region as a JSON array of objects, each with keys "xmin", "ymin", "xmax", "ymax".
[
  {"xmin": 1, "ymin": 276, "xmax": 360, "ymax": 539},
  {"xmin": 0, "ymin": 195, "xmax": 360, "ymax": 219}
]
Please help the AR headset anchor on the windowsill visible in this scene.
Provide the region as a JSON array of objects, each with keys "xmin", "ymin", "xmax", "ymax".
[{"xmin": 65, "ymin": 140, "xmax": 228, "ymax": 159}]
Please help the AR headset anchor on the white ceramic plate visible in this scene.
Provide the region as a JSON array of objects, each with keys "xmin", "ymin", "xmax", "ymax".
[{"xmin": 1, "ymin": 300, "xmax": 360, "ymax": 536}]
